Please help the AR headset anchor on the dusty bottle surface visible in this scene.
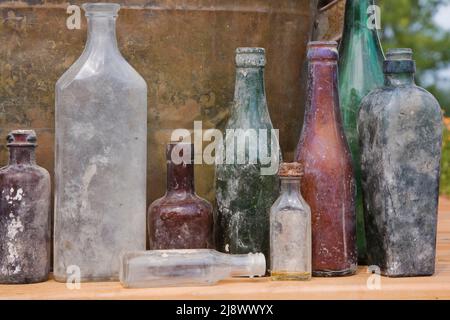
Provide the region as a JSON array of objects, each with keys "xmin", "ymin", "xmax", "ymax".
[
  {"xmin": 358, "ymin": 49, "xmax": 443, "ymax": 277},
  {"xmin": 54, "ymin": 3, "xmax": 147, "ymax": 282},
  {"xmin": 270, "ymin": 162, "xmax": 311, "ymax": 281},
  {"xmin": 215, "ymin": 48, "xmax": 280, "ymax": 266},
  {"xmin": 120, "ymin": 249, "xmax": 266, "ymax": 288},
  {"xmin": 148, "ymin": 143, "xmax": 214, "ymax": 249},
  {"xmin": 295, "ymin": 42, "xmax": 357, "ymax": 277},
  {"xmin": 338, "ymin": 0, "xmax": 385, "ymax": 263},
  {"xmin": 0, "ymin": 130, "xmax": 51, "ymax": 284}
]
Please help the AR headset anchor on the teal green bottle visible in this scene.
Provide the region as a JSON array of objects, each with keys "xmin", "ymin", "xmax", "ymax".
[{"xmin": 338, "ymin": 0, "xmax": 384, "ymax": 263}]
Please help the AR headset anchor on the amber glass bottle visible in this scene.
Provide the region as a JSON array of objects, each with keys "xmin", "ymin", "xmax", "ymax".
[
  {"xmin": 295, "ymin": 42, "xmax": 357, "ymax": 277},
  {"xmin": 148, "ymin": 143, "xmax": 214, "ymax": 249}
]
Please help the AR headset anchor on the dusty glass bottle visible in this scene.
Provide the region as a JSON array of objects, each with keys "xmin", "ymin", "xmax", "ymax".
[
  {"xmin": 295, "ymin": 42, "xmax": 357, "ymax": 277},
  {"xmin": 54, "ymin": 3, "xmax": 147, "ymax": 282},
  {"xmin": 0, "ymin": 130, "xmax": 51, "ymax": 284},
  {"xmin": 338, "ymin": 0, "xmax": 385, "ymax": 263},
  {"xmin": 270, "ymin": 162, "xmax": 311, "ymax": 281},
  {"xmin": 120, "ymin": 249, "xmax": 266, "ymax": 288},
  {"xmin": 148, "ymin": 143, "xmax": 213, "ymax": 249},
  {"xmin": 215, "ymin": 48, "xmax": 280, "ymax": 264},
  {"xmin": 358, "ymin": 49, "xmax": 443, "ymax": 277}
]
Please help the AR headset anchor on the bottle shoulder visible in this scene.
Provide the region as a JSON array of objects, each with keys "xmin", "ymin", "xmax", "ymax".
[
  {"xmin": 0, "ymin": 164, "xmax": 50, "ymax": 182},
  {"xmin": 56, "ymin": 52, "xmax": 147, "ymax": 91},
  {"xmin": 149, "ymin": 193, "xmax": 212, "ymax": 215}
]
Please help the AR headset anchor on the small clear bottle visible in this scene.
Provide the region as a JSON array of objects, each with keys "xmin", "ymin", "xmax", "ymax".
[
  {"xmin": 270, "ymin": 162, "xmax": 311, "ymax": 281},
  {"xmin": 119, "ymin": 249, "xmax": 266, "ymax": 288}
]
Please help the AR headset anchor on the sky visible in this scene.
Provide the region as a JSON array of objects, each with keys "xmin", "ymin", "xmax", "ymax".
[{"xmin": 434, "ymin": 3, "xmax": 450, "ymax": 30}]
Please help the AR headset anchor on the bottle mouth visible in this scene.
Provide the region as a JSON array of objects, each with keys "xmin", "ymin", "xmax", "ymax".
[
  {"xmin": 235, "ymin": 47, "xmax": 266, "ymax": 67},
  {"xmin": 384, "ymin": 48, "xmax": 416, "ymax": 74},
  {"xmin": 7, "ymin": 129, "xmax": 37, "ymax": 147},
  {"xmin": 248, "ymin": 253, "xmax": 266, "ymax": 277},
  {"xmin": 307, "ymin": 41, "xmax": 339, "ymax": 62},
  {"xmin": 82, "ymin": 3, "xmax": 120, "ymax": 17}
]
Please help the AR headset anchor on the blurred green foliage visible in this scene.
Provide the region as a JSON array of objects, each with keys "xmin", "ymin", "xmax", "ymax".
[{"xmin": 378, "ymin": 0, "xmax": 450, "ymax": 195}]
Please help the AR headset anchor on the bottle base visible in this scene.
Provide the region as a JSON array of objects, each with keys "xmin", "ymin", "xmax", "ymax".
[
  {"xmin": 312, "ymin": 267, "xmax": 357, "ymax": 277},
  {"xmin": 271, "ymin": 271, "xmax": 311, "ymax": 281}
]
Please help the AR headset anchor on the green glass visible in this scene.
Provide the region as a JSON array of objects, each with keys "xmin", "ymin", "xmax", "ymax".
[
  {"xmin": 215, "ymin": 48, "xmax": 280, "ymax": 269},
  {"xmin": 338, "ymin": 0, "xmax": 384, "ymax": 263}
]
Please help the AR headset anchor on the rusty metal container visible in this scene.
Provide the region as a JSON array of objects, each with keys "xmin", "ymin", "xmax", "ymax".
[{"xmin": 0, "ymin": 0, "xmax": 319, "ymax": 205}]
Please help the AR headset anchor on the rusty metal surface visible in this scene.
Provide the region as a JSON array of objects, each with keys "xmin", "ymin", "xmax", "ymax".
[
  {"xmin": 313, "ymin": 0, "xmax": 345, "ymax": 41},
  {"xmin": 0, "ymin": 0, "xmax": 317, "ymax": 204}
]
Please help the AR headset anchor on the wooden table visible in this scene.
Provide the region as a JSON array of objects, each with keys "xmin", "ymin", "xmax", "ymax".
[{"xmin": 1, "ymin": 198, "xmax": 449, "ymax": 300}]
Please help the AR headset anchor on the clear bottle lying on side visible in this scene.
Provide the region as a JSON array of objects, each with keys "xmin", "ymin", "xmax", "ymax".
[{"xmin": 119, "ymin": 249, "xmax": 266, "ymax": 288}]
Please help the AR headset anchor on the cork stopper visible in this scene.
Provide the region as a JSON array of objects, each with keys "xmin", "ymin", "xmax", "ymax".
[
  {"xmin": 307, "ymin": 41, "xmax": 339, "ymax": 61},
  {"xmin": 235, "ymin": 47, "xmax": 266, "ymax": 68},
  {"xmin": 278, "ymin": 162, "xmax": 304, "ymax": 177},
  {"xmin": 7, "ymin": 130, "xmax": 37, "ymax": 147}
]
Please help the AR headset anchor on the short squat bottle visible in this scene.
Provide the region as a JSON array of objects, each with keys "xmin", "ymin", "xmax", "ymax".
[
  {"xmin": 148, "ymin": 143, "xmax": 214, "ymax": 249},
  {"xmin": 358, "ymin": 49, "xmax": 443, "ymax": 277},
  {"xmin": 120, "ymin": 249, "xmax": 266, "ymax": 288},
  {"xmin": 270, "ymin": 162, "xmax": 311, "ymax": 281},
  {"xmin": 295, "ymin": 42, "xmax": 357, "ymax": 277},
  {"xmin": 215, "ymin": 48, "xmax": 280, "ymax": 264},
  {"xmin": 54, "ymin": 3, "xmax": 147, "ymax": 281},
  {"xmin": 0, "ymin": 130, "xmax": 51, "ymax": 284}
]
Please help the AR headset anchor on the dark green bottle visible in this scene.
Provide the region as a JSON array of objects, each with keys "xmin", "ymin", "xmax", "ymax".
[
  {"xmin": 215, "ymin": 48, "xmax": 280, "ymax": 268},
  {"xmin": 338, "ymin": 0, "xmax": 384, "ymax": 263}
]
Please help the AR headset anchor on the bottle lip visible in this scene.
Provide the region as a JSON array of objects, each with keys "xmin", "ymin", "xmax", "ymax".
[
  {"xmin": 235, "ymin": 47, "xmax": 266, "ymax": 67},
  {"xmin": 307, "ymin": 41, "xmax": 339, "ymax": 61},
  {"xmin": 82, "ymin": 3, "xmax": 120, "ymax": 17},
  {"xmin": 7, "ymin": 129, "xmax": 37, "ymax": 147},
  {"xmin": 384, "ymin": 48, "xmax": 416, "ymax": 74}
]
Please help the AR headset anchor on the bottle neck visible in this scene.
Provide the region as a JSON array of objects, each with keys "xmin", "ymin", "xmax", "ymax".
[
  {"xmin": 166, "ymin": 160, "xmax": 195, "ymax": 194},
  {"xmin": 280, "ymin": 177, "xmax": 301, "ymax": 197},
  {"xmin": 9, "ymin": 147, "xmax": 36, "ymax": 165},
  {"xmin": 85, "ymin": 16, "xmax": 120, "ymax": 56},
  {"xmin": 226, "ymin": 253, "xmax": 266, "ymax": 277},
  {"xmin": 340, "ymin": 0, "xmax": 384, "ymax": 60},
  {"xmin": 232, "ymin": 67, "xmax": 267, "ymax": 116},
  {"xmin": 306, "ymin": 60, "xmax": 340, "ymax": 124},
  {"xmin": 385, "ymin": 72, "xmax": 415, "ymax": 86}
]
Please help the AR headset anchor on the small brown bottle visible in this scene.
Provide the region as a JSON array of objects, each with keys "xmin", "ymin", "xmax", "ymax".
[
  {"xmin": 0, "ymin": 130, "xmax": 51, "ymax": 284},
  {"xmin": 295, "ymin": 42, "xmax": 357, "ymax": 277},
  {"xmin": 148, "ymin": 143, "xmax": 214, "ymax": 249}
]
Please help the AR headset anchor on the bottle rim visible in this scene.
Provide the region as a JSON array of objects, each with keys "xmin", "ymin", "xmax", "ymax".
[{"xmin": 82, "ymin": 3, "xmax": 121, "ymax": 17}]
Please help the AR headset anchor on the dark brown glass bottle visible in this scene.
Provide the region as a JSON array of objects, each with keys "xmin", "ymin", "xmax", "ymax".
[
  {"xmin": 295, "ymin": 42, "xmax": 357, "ymax": 277},
  {"xmin": 148, "ymin": 143, "xmax": 214, "ymax": 249},
  {"xmin": 0, "ymin": 130, "xmax": 51, "ymax": 284}
]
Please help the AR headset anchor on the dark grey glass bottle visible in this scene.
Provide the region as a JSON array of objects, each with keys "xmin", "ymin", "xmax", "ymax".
[{"xmin": 358, "ymin": 49, "xmax": 443, "ymax": 277}]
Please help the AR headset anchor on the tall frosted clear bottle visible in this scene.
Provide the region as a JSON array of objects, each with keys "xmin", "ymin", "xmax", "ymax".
[
  {"xmin": 338, "ymin": 0, "xmax": 385, "ymax": 263},
  {"xmin": 54, "ymin": 3, "xmax": 147, "ymax": 282}
]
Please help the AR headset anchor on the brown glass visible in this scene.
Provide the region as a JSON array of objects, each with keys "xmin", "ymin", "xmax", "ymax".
[
  {"xmin": 295, "ymin": 42, "xmax": 357, "ymax": 277},
  {"xmin": 148, "ymin": 143, "xmax": 213, "ymax": 249}
]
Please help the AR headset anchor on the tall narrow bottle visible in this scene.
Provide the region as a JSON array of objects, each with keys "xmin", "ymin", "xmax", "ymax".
[
  {"xmin": 148, "ymin": 143, "xmax": 214, "ymax": 249},
  {"xmin": 295, "ymin": 42, "xmax": 357, "ymax": 277},
  {"xmin": 54, "ymin": 3, "xmax": 147, "ymax": 282},
  {"xmin": 120, "ymin": 249, "xmax": 266, "ymax": 288},
  {"xmin": 270, "ymin": 162, "xmax": 311, "ymax": 281},
  {"xmin": 338, "ymin": 0, "xmax": 385, "ymax": 263},
  {"xmin": 358, "ymin": 49, "xmax": 443, "ymax": 277},
  {"xmin": 0, "ymin": 130, "xmax": 51, "ymax": 284},
  {"xmin": 215, "ymin": 48, "xmax": 280, "ymax": 265}
]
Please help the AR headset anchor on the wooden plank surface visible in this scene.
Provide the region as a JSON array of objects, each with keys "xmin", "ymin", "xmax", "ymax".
[{"xmin": 1, "ymin": 197, "xmax": 450, "ymax": 300}]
